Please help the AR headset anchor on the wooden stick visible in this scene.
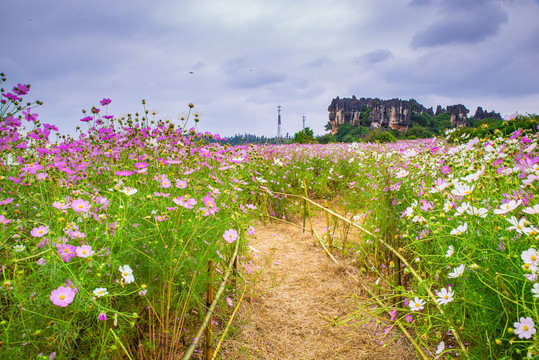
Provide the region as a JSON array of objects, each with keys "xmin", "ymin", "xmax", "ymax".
[{"xmin": 205, "ymin": 260, "xmax": 214, "ymax": 360}]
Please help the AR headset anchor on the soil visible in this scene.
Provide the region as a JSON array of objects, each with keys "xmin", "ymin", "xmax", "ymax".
[{"xmin": 220, "ymin": 218, "xmax": 417, "ymax": 360}]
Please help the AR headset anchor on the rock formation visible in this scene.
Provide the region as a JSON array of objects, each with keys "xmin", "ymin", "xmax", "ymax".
[
  {"xmin": 328, "ymin": 97, "xmax": 434, "ymax": 133},
  {"xmin": 328, "ymin": 97, "xmax": 500, "ymax": 133},
  {"xmin": 473, "ymin": 107, "xmax": 502, "ymax": 121},
  {"xmin": 446, "ymin": 104, "xmax": 470, "ymax": 127}
]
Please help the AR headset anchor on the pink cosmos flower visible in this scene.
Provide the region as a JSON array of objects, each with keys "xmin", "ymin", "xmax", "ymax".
[
  {"xmin": 223, "ymin": 229, "xmax": 238, "ymax": 243},
  {"xmin": 115, "ymin": 170, "xmax": 134, "ymax": 176},
  {"xmin": 30, "ymin": 225, "xmax": 49, "ymax": 238},
  {"xmin": 204, "ymin": 195, "xmax": 217, "ymax": 210},
  {"xmin": 160, "ymin": 177, "xmax": 172, "ymax": 188},
  {"xmin": 57, "ymin": 244, "xmax": 77, "ymax": 262},
  {"xmin": 0, "ymin": 215, "xmax": 12, "ymax": 224},
  {"xmin": 50, "ymin": 286, "xmax": 76, "ymax": 307},
  {"xmin": 226, "ymin": 297, "xmax": 233, "ymax": 307},
  {"xmin": 76, "ymin": 245, "xmax": 94, "ymax": 258},
  {"xmin": 64, "ymin": 279, "xmax": 78, "ymax": 293},
  {"xmin": 71, "ymin": 199, "xmax": 91, "ymax": 212},
  {"xmin": 176, "ymin": 179, "xmax": 188, "ymax": 189},
  {"xmin": 248, "ymin": 226, "xmax": 255, "ymax": 235},
  {"xmin": 97, "ymin": 312, "xmax": 107, "ymax": 321},
  {"xmin": 68, "ymin": 230, "xmax": 86, "ymax": 240},
  {"xmin": 99, "ymin": 98, "xmax": 111, "ymax": 106},
  {"xmin": 0, "ymin": 198, "xmax": 14, "ymax": 205},
  {"xmin": 52, "ymin": 201, "xmax": 70, "ymax": 210}
]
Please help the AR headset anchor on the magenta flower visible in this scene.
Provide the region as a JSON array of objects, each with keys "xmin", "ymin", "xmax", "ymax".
[
  {"xmin": 64, "ymin": 279, "xmax": 78, "ymax": 293},
  {"xmin": 97, "ymin": 312, "xmax": 107, "ymax": 321},
  {"xmin": 0, "ymin": 215, "xmax": 12, "ymax": 224},
  {"xmin": 50, "ymin": 286, "xmax": 76, "ymax": 307},
  {"xmin": 22, "ymin": 109, "xmax": 39, "ymax": 122},
  {"xmin": 115, "ymin": 170, "xmax": 134, "ymax": 176},
  {"xmin": 76, "ymin": 245, "xmax": 94, "ymax": 258},
  {"xmin": 30, "ymin": 225, "xmax": 49, "ymax": 238},
  {"xmin": 99, "ymin": 98, "xmax": 112, "ymax": 106},
  {"xmin": 223, "ymin": 229, "xmax": 238, "ymax": 243},
  {"xmin": 440, "ymin": 165, "xmax": 451, "ymax": 174},
  {"xmin": 203, "ymin": 195, "xmax": 217, "ymax": 210},
  {"xmin": 80, "ymin": 116, "xmax": 93, "ymax": 122},
  {"xmin": 57, "ymin": 244, "xmax": 77, "ymax": 262},
  {"xmin": 12, "ymin": 83, "xmax": 30, "ymax": 95},
  {"xmin": 29, "ymin": 127, "xmax": 50, "ymax": 140},
  {"xmin": 71, "ymin": 199, "xmax": 91, "ymax": 212},
  {"xmin": 0, "ymin": 198, "xmax": 14, "ymax": 205}
]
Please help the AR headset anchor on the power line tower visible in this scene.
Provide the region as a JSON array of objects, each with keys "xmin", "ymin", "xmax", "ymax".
[
  {"xmin": 277, "ymin": 105, "xmax": 282, "ymax": 138},
  {"xmin": 302, "ymin": 115, "xmax": 306, "ymax": 131}
]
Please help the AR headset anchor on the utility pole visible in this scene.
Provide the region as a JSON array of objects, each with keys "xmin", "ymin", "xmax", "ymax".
[{"xmin": 302, "ymin": 115, "xmax": 306, "ymax": 131}]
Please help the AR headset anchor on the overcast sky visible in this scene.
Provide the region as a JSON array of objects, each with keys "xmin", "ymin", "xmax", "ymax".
[{"xmin": 2, "ymin": 0, "xmax": 538, "ymax": 138}]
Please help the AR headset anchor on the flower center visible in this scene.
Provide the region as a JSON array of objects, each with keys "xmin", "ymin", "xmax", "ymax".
[
  {"xmin": 59, "ymin": 295, "xmax": 65, "ymax": 300},
  {"xmin": 64, "ymin": 249, "xmax": 69, "ymax": 253},
  {"xmin": 524, "ymin": 325, "xmax": 529, "ymax": 331},
  {"xmin": 444, "ymin": 295, "xmax": 449, "ymax": 299}
]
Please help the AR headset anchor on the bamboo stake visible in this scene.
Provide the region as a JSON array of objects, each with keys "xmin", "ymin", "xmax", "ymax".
[
  {"xmin": 211, "ymin": 282, "xmax": 248, "ymax": 360},
  {"xmin": 359, "ymin": 284, "xmax": 431, "ymax": 360},
  {"xmin": 205, "ymin": 260, "xmax": 214, "ymax": 360},
  {"xmin": 324, "ymin": 199, "xmax": 332, "ymax": 249},
  {"xmin": 302, "ymin": 180, "xmax": 313, "ymax": 235},
  {"xmin": 181, "ymin": 237, "xmax": 241, "ymax": 360}
]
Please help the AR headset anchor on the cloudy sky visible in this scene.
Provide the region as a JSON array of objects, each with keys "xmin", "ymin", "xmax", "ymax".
[{"xmin": 2, "ymin": 0, "xmax": 538, "ymax": 138}]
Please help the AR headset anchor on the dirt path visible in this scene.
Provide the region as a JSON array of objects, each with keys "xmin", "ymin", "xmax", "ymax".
[{"xmin": 221, "ymin": 219, "xmax": 415, "ymax": 360}]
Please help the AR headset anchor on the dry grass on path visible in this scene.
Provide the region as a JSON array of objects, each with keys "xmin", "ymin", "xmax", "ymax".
[{"xmin": 220, "ymin": 220, "xmax": 416, "ymax": 360}]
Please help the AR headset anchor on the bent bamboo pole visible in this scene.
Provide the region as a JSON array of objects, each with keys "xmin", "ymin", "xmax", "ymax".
[{"xmin": 181, "ymin": 237, "xmax": 241, "ymax": 360}]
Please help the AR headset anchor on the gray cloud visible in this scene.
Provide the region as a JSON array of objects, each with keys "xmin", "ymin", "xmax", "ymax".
[
  {"xmin": 411, "ymin": 2, "xmax": 508, "ymax": 47},
  {"xmin": 0, "ymin": 0, "xmax": 537, "ymax": 137},
  {"xmin": 353, "ymin": 49, "xmax": 393, "ymax": 66}
]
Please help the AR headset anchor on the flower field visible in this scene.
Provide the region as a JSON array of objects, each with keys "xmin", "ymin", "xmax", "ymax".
[{"xmin": 1, "ymin": 74, "xmax": 539, "ymax": 359}]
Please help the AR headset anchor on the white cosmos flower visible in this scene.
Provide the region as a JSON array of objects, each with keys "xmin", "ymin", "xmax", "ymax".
[
  {"xmin": 514, "ymin": 317, "xmax": 537, "ymax": 339},
  {"xmin": 435, "ymin": 341, "xmax": 445, "ymax": 356},
  {"xmin": 445, "ymin": 245, "xmax": 454, "ymax": 258},
  {"xmin": 412, "ymin": 215, "xmax": 426, "ymax": 224},
  {"xmin": 395, "ymin": 169, "xmax": 409, "ymax": 178},
  {"xmin": 523, "ymin": 205, "xmax": 539, "ymax": 215},
  {"xmin": 273, "ymin": 158, "xmax": 283, "ymax": 166},
  {"xmin": 451, "ymin": 183, "xmax": 474, "ymax": 197},
  {"xmin": 507, "ymin": 216, "xmax": 529, "ymax": 234},
  {"xmin": 121, "ymin": 187, "xmax": 138, "ymax": 196},
  {"xmin": 466, "ymin": 206, "xmax": 488, "ymax": 218},
  {"xmin": 443, "ymin": 201, "xmax": 453, "ymax": 212},
  {"xmin": 454, "ymin": 202, "xmax": 470, "ymax": 216},
  {"xmin": 522, "ymin": 248, "xmax": 539, "ymax": 266},
  {"xmin": 409, "ymin": 297, "xmax": 426, "ymax": 311},
  {"xmin": 402, "ymin": 207, "xmax": 414, "ymax": 217},
  {"xmin": 450, "ymin": 223, "xmax": 468, "ymax": 235},
  {"xmin": 532, "ymin": 283, "xmax": 539, "ymax": 298},
  {"xmin": 119, "ymin": 265, "xmax": 135, "ymax": 284},
  {"xmin": 93, "ymin": 287, "xmax": 108, "ymax": 298},
  {"xmin": 435, "ymin": 287, "xmax": 454, "ymax": 305},
  {"xmin": 494, "ymin": 199, "xmax": 522, "ymax": 215},
  {"xmin": 448, "ymin": 264, "xmax": 465, "ymax": 278}
]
